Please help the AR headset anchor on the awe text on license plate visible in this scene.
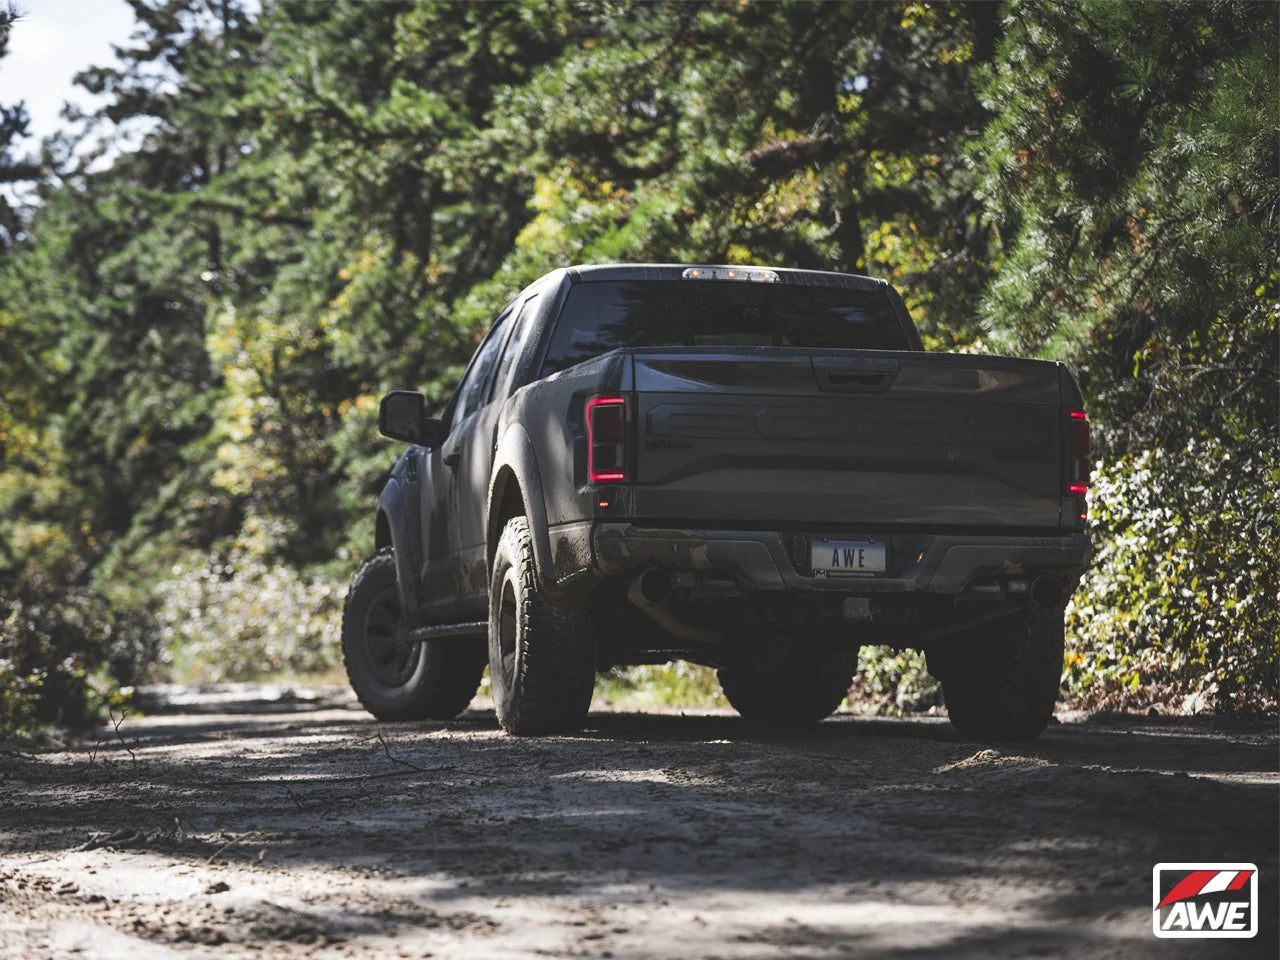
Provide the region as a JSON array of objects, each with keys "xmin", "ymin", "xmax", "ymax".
[{"xmin": 812, "ymin": 539, "xmax": 886, "ymax": 577}]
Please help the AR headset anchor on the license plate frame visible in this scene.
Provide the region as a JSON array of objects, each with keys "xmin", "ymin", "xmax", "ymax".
[{"xmin": 810, "ymin": 538, "xmax": 887, "ymax": 578}]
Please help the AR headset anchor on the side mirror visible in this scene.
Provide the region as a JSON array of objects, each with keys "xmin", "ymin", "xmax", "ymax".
[{"xmin": 378, "ymin": 391, "xmax": 447, "ymax": 448}]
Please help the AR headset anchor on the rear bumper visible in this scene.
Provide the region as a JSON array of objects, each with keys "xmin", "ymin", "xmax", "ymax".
[{"xmin": 583, "ymin": 523, "xmax": 1091, "ymax": 596}]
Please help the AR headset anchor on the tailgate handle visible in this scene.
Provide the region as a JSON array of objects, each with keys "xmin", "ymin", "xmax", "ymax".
[{"xmin": 812, "ymin": 358, "xmax": 900, "ymax": 393}]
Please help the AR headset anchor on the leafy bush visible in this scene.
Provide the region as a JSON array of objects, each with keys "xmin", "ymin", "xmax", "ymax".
[
  {"xmin": 1065, "ymin": 436, "xmax": 1279, "ymax": 714},
  {"xmin": 155, "ymin": 550, "xmax": 344, "ymax": 682},
  {"xmin": 0, "ymin": 586, "xmax": 143, "ymax": 738},
  {"xmin": 850, "ymin": 646, "xmax": 943, "ymax": 715}
]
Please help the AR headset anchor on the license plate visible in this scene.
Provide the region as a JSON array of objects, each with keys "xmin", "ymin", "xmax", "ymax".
[{"xmin": 811, "ymin": 538, "xmax": 886, "ymax": 577}]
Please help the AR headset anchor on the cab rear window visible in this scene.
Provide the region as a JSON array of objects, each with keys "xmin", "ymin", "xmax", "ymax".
[{"xmin": 541, "ymin": 279, "xmax": 909, "ymax": 375}]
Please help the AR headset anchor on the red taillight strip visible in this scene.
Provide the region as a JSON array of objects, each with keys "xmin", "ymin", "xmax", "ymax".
[
  {"xmin": 586, "ymin": 396, "xmax": 627, "ymax": 484},
  {"xmin": 1066, "ymin": 409, "xmax": 1090, "ymax": 499}
]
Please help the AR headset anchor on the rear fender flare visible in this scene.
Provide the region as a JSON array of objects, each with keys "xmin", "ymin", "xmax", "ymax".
[{"xmin": 488, "ymin": 424, "xmax": 555, "ymax": 594}]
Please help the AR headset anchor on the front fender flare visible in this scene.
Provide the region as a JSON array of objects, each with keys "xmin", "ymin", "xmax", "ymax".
[{"xmin": 376, "ymin": 479, "xmax": 422, "ymax": 616}]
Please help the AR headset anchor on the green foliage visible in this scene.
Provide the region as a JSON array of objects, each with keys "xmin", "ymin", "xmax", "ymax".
[
  {"xmin": 154, "ymin": 544, "xmax": 344, "ymax": 682},
  {"xmin": 974, "ymin": 0, "xmax": 1278, "ymax": 713},
  {"xmin": 0, "ymin": 2, "xmax": 37, "ymax": 247},
  {"xmin": 0, "ymin": 585, "xmax": 149, "ymax": 739},
  {"xmin": 850, "ymin": 646, "xmax": 942, "ymax": 715},
  {"xmin": 1066, "ymin": 440, "xmax": 1279, "ymax": 714},
  {"xmin": 595, "ymin": 663, "xmax": 725, "ymax": 710},
  {"xmin": 971, "ymin": 0, "xmax": 1276, "ymax": 449}
]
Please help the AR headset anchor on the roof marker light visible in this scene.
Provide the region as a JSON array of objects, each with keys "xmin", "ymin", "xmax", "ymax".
[{"xmin": 682, "ymin": 266, "xmax": 780, "ymax": 283}]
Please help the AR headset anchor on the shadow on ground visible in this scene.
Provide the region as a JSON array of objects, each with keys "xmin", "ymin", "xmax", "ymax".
[{"xmin": 1, "ymin": 704, "xmax": 1276, "ymax": 959}]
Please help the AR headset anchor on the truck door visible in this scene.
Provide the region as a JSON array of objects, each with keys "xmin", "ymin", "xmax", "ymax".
[
  {"xmin": 449, "ymin": 292, "xmax": 545, "ymax": 604},
  {"xmin": 417, "ymin": 306, "xmax": 513, "ymax": 617}
]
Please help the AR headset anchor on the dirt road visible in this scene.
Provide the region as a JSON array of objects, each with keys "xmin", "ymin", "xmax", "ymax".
[{"xmin": 1, "ymin": 691, "xmax": 1276, "ymax": 959}]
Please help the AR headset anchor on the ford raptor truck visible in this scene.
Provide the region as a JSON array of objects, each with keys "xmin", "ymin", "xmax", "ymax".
[{"xmin": 341, "ymin": 264, "xmax": 1092, "ymax": 739}]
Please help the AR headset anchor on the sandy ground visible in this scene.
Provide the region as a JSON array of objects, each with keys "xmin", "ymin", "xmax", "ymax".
[{"xmin": 1, "ymin": 688, "xmax": 1276, "ymax": 959}]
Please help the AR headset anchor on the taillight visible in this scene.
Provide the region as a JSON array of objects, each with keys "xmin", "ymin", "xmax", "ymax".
[
  {"xmin": 587, "ymin": 396, "xmax": 627, "ymax": 483},
  {"xmin": 1067, "ymin": 410, "xmax": 1090, "ymax": 496}
]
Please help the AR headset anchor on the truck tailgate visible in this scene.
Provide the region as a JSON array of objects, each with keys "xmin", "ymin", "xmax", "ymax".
[{"xmin": 631, "ymin": 348, "xmax": 1067, "ymax": 529}]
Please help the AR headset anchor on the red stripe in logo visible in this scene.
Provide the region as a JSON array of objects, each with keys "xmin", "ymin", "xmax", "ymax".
[
  {"xmin": 1227, "ymin": 870, "xmax": 1253, "ymax": 892},
  {"xmin": 1158, "ymin": 870, "xmax": 1218, "ymax": 908}
]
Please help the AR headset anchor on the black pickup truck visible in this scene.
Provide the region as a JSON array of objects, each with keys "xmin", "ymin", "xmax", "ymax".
[{"xmin": 342, "ymin": 264, "xmax": 1092, "ymax": 739}]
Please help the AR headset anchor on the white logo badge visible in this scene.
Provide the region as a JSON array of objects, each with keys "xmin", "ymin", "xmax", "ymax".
[{"xmin": 1153, "ymin": 863, "xmax": 1258, "ymax": 939}]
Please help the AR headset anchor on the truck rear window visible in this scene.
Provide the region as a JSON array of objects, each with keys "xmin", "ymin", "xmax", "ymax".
[{"xmin": 540, "ymin": 279, "xmax": 910, "ymax": 375}]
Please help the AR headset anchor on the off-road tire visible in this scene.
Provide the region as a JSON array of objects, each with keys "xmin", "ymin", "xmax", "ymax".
[
  {"xmin": 342, "ymin": 548, "xmax": 487, "ymax": 721},
  {"xmin": 488, "ymin": 517, "xmax": 597, "ymax": 735},
  {"xmin": 927, "ymin": 608, "xmax": 1065, "ymax": 742},
  {"xmin": 717, "ymin": 651, "xmax": 855, "ymax": 728}
]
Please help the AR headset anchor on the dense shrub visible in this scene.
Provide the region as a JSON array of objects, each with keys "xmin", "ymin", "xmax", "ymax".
[
  {"xmin": 0, "ymin": 586, "xmax": 146, "ymax": 738},
  {"xmin": 1065, "ymin": 437, "xmax": 1279, "ymax": 714},
  {"xmin": 850, "ymin": 647, "xmax": 943, "ymax": 715}
]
